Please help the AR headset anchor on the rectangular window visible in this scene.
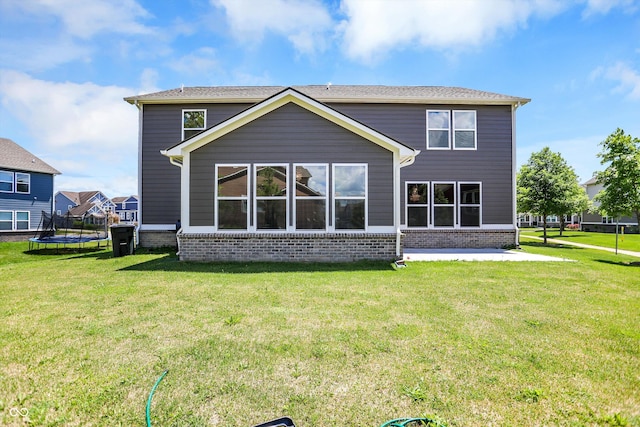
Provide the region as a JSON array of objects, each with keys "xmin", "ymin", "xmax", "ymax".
[
  {"xmin": 16, "ymin": 173, "xmax": 30, "ymax": 194},
  {"xmin": 295, "ymin": 164, "xmax": 328, "ymax": 230},
  {"xmin": 216, "ymin": 165, "xmax": 249, "ymax": 230},
  {"xmin": 182, "ymin": 109, "xmax": 206, "ymax": 140},
  {"xmin": 406, "ymin": 182, "xmax": 429, "ymax": 228},
  {"xmin": 255, "ymin": 165, "xmax": 288, "ymax": 230},
  {"xmin": 0, "ymin": 170, "xmax": 13, "ymax": 192},
  {"xmin": 453, "ymin": 111, "xmax": 477, "ymax": 150},
  {"xmin": 0, "ymin": 211, "xmax": 12, "ymax": 230},
  {"xmin": 432, "ymin": 182, "xmax": 455, "ymax": 227},
  {"xmin": 334, "ymin": 164, "xmax": 367, "ymax": 230},
  {"xmin": 459, "ymin": 182, "xmax": 481, "ymax": 227},
  {"xmin": 426, "ymin": 110, "xmax": 450, "ymax": 149},
  {"xmin": 16, "ymin": 211, "xmax": 29, "ymax": 230}
]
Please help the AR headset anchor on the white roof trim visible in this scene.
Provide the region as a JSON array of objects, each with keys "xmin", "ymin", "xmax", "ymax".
[{"xmin": 161, "ymin": 88, "xmax": 419, "ymax": 164}]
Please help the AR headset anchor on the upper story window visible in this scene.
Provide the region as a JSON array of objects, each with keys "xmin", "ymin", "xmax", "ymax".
[
  {"xmin": 0, "ymin": 170, "xmax": 14, "ymax": 192},
  {"xmin": 426, "ymin": 110, "xmax": 477, "ymax": 150},
  {"xmin": 426, "ymin": 111, "xmax": 450, "ymax": 149},
  {"xmin": 183, "ymin": 109, "xmax": 206, "ymax": 140},
  {"xmin": 16, "ymin": 173, "xmax": 30, "ymax": 194},
  {"xmin": 453, "ymin": 111, "xmax": 477, "ymax": 150}
]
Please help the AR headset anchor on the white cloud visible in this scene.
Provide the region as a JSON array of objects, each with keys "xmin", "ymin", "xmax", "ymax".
[
  {"xmin": 0, "ymin": 70, "xmax": 140, "ymax": 195},
  {"xmin": 212, "ymin": 0, "xmax": 333, "ymax": 54},
  {"xmin": 599, "ymin": 62, "xmax": 640, "ymax": 99},
  {"xmin": 169, "ymin": 47, "xmax": 221, "ymax": 77},
  {"xmin": 3, "ymin": 0, "xmax": 153, "ymax": 39},
  {"xmin": 338, "ymin": 0, "xmax": 567, "ymax": 62},
  {"xmin": 581, "ymin": 0, "xmax": 638, "ymax": 17}
]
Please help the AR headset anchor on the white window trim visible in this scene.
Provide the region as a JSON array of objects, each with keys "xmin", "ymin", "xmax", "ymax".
[
  {"xmin": 254, "ymin": 164, "xmax": 289, "ymax": 232},
  {"xmin": 0, "ymin": 170, "xmax": 14, "ymax": 193},
  {"xmin": 452, "ymin": 110, "xmax": 477, "ymax": 151},
  {"xmin": 458, "ymin": 181, "xmax": 482, "ymax": 228},
  {"xmin": 182, "ymin": 109, "xmax": 207, "ymax": 140},
  {"xmin": 431, "ymin": 181, "xmax": 456, "ymax": 228},
  {"xmin": 426, "ymin": 110, "xmax": 451, "ymax": 150},
  {"xmin": 0, "ymin": 210, "xmax": 13, "ymax": 230},
  {"xmin": 293, "ymin": 163, "xmax": 329, "ymax": 231},
  {"xmin": 332, "ymin": 163, "xmax": 368, "ymax": 232},
  {"xmin": 215, "ymin": 164, "xmax": 250, "ymax": 231},
  {"xmin": 405, "ymin": 181, "xmax": 430, "ymax": 229},
  {"xmin": 15, "ymin": 211, "xmax": 29, "ymax": 230}
]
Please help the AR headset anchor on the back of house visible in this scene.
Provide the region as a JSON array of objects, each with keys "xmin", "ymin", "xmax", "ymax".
[{"xmin": 125, "ymin": 85, "xmax": 529, "ymax": 261}]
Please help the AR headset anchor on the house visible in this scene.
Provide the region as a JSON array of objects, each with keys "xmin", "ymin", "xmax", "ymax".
[
  {"xmin": 54, "ymin": 190, "xmax": 116, "ymax": 223},
  {"xmin": 580, "ymin": 176, "xmax": 638, "ymax": 233},
  {"xmin": 0, "ymin": 138, "xmax": 61, "ymax": 241},
  {"xmin": 112, "ymin": 195, "xmax": 139, "ymax": 223},
  {"xmin": 125, "ymin": 85, "xmax": 529, "ymax": 262}
]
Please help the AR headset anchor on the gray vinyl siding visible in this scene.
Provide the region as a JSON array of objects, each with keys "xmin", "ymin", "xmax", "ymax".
[
  {"xmin": 329, "ymin": 103, "xmax": 514, "ymax": 225},
  {"xmin": 141, "ymin": 103, "xmax": 251, "ymax": 224},
  {"xmin": 189, "ymin": 103, "xmax": 393, "ymax": 227}
]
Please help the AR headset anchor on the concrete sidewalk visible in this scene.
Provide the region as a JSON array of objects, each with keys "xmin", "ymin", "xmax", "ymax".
[
  {"xmin": 523, "ymin": 235, "xmax": 640, "ymax": 258},
  {"xmin": 402, "ymin": 248, "xmax": 570, "ymax": 262}
]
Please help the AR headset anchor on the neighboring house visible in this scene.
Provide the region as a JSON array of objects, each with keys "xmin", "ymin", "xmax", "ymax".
[
  {"xmin": 581, "ymin": 176, "xmax": 638, "ymax": 233},
  {"xmin": 112, "ymin": 195, "xmax": 139, "ymax": 223},
  {"xmin": 125, "ymin": 85, "xmax": 530, "ymax": 262},
  {"xmin": 0, "ymin": 138, "xmax": 61, "ymax": 241},
  {"xmin": 55, "ymin": 190, "xmax": 116, "ymax": 223}
]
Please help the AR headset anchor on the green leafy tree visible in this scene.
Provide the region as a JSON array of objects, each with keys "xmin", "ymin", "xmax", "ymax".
[
  {"xmin": 517, "ymin": 147, "xmax": 582, "ymax": 243},
  {"xmin": 556, "ymin": 172, "xmax": 591, "ymax": 236},
  {"xmin": 594, "ymin": 128, "xmax": 640, "ymax": 225}
]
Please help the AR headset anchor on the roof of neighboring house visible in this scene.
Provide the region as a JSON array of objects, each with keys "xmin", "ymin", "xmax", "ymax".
[
  {"xmin": 57, "ymin": 190, "xmax": 111, "ymax": 217},
  {"xmin": 125, "ymin": 85, "xmax": 530, "ymax": 106},
  {"xmin": 0, "ymin": 137, "xmax": 61, "ymax": 175},
  {"xmin": 582, "ymin": 176, "xmax": 599, "ymax": 186}
]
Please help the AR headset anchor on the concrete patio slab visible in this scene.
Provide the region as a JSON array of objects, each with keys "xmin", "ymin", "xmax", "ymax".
[{"xmin": 402, "ymin": 248, "xmax": 571, "ymax": 262}]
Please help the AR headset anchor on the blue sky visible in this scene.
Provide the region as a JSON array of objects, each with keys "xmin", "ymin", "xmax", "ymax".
[{"xmin": 1, "ymin": 0, "xmax": 639, "ymax": 198}]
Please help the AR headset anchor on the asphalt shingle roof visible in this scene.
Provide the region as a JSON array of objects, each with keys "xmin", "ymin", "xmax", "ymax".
[
  {"xmin": 0, "ymin": 138, "xmax": 61, "ymax": 175},
  {"xmin": 125, "ymin": 85, "xmax": 530, "ymax": 106}
]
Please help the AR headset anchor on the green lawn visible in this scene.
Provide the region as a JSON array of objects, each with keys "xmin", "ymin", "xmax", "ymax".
[
  {"xmin": 520, "ymin": 229, "xmax": 640, "ymax": 252},
  {"xmin": 0, "ymin": 241, "xmax": 638, "ymax": 426}
]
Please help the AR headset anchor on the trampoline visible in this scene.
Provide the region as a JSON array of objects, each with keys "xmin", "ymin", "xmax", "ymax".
[{"xmin": 28, "ymin": 210, "xmax": 111, "ymax": 251}]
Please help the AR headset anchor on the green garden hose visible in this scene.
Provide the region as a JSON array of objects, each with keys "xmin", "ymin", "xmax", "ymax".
[
  {"xmin": 380, "ymin": 418, "xmax": 446, "ymax": 427},
  {"xmin": 146, "ymin": 370, "xmax": 168, "ymax": 427}
]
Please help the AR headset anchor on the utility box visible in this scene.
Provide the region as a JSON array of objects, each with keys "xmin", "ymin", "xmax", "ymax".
[{"xmin": 110, "ymin": 224, "xmax": 135, "ymax": 257}]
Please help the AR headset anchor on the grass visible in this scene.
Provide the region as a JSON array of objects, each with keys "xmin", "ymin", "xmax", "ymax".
[
  {"xmin": 520, "ymin": 229, "xmax": 640, "ymax": 252},
  {"xmin": 0, "ymin": 241, "xmax": 638, "ymax": 426}
]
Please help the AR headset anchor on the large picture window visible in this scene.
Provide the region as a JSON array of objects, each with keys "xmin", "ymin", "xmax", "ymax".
[
  {"xmin": 459, "ymin": 182, "xmax": 481, "ymax": 227},
  {"xmin": 295, "ymin": 164, "xmax": 328, "ymax": 230},
  {"xmin": 183, "ymin": 109, "xmax": 206, "ymax": 139},
  {"xmin": 426, "ymin": 110, "xmax": 450, "ymax": 149},
  {"xmin": 216, "ymin": 165, "xmax": 249, "ymax": 230},
  {"xmin": 0, "ymin": 170, "xmax": 14, "ymax": 192},
  {"xmin": 334, "ymin": 164, "xmax": 367, "ymax": 230},
  {"xmin": 432, "ymin": 182, "xmax": 455, "ymax": 227},
  {"xmin": 255, "ymin": 165, "xmax": 288, "ymax": 230},
  {"xmin": 406, "ymin": 182, "xmax": 429, "ymax": 228},
  {"xmin": 453, "ymin": 111, "xmax": 477, "ymax": 150}
]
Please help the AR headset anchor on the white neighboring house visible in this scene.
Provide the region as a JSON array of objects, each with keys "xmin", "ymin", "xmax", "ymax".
[{"xmin": 54, "ymin": 190, "xmax": 116, "ymax": 223}]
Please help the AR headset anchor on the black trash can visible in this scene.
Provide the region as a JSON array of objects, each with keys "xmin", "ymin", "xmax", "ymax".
[{"xmin": 110, "ymin": 224, "xmax": 135, "ymax": 257}]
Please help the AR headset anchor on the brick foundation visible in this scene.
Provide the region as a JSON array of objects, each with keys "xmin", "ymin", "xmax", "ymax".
[
  {"xmin": 177, "ymin": 232, "xmax": 400, "ymax": 262},
  {"xmin": 139, "ymin": 230, "xmax": 178, "ymax": 248},
  {"xmin": 402, "ymin": 228, "xmax": 517, "ymax": 249}
]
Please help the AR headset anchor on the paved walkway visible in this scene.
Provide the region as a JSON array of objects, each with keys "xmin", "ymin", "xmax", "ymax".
[
  {"xmin": 402, "ymin": 248, "xmax": 571, "ymax": 262},
  {"xmin": 523, "ymin": 235, "xmax": 640, "ymax": 258}
]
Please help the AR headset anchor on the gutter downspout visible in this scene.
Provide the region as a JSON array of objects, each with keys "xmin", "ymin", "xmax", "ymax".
[{"xmin": 512, "ymin": 102, "xmax": 521, "ymax": 248}]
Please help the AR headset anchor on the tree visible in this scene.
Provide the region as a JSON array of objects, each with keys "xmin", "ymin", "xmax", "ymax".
[
  {"xmin": 594, "ymin": 128, "xmax": 640, "ymax": 226},
  {"xmin": 555, "ymin": 179, "xmax": 590, "ymax": 236},
  {"xmin": 517, "ymin": 147, "xmax": 583, "ymax": 243}
]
